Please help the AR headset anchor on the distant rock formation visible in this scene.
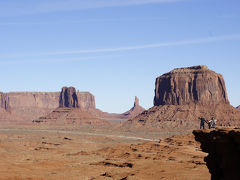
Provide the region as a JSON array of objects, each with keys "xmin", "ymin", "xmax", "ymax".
[
  {"xmin": 59, "ymin": 87, "xmax": 79, "ymax": 108},
  {"xmin": 0, "ymin": 87, "xmax": 143, "ymax": 123},
  {"xmin": 0, "ymin": 90, "xmax": 96, "ymax": 122},
  {"xmin": 34, "ymin": 86, "xmax": 109, "ymax": 125},
  {"xmin": 237, "ymin": 106, "xmax": 240, "ymax": 110},
  {"xmin": 124, "ymin": 65, "xmax": 240, "ymax": 131},
  {"xmin": 193, "ymin": 128, "xmax": 240, "ymax": 180},
  {"xmin": 154, "ymin": 65, "xmax": 229, "ymax": 106},
  {"xmin": 122, "ymin": 96, "xmax": 145, "ymax": 119}
]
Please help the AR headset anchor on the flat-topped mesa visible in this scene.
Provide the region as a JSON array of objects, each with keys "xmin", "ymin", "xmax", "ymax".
[
  {"xmin": 154, "ymin": 65, "xmax": 229, "ymax": 106},
  {"xmin": 59, "ymin": 87, "xmax": 79, "ymax": 108}
]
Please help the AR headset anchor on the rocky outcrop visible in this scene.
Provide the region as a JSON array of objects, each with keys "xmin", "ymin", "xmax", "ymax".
[
  {"xmin": 154, "ymin": 65, "xmax": 229, "ymax": 106},
  {"xmin": 122, "ymin": 96, "xmax": 145, "ymax": 119},
  {"xmin": 34, "ymin": 86, "xmax": 109, "ymax": 125},
  {"xmin": 193, "ymin": 128, "xmax": 240, "ymax": 180},
  {"xmin": 124, "ymin": 65, "xmax": 240, "ymax": 131},
  {"xmin": 0, "ymin": 90, "xmax": 96, "ymax": 122},
  {"xmin": 237, "ymin": 106, "xmax": 240, "ymax": 110},
  {"xmin": 59, "ymin": 87, "xmax": 79, "ymax": 108},
  {"xmin": 77, "ymin": 91, "xmax": 96, "ymax": 111},
  {"xmin": 0, "ymin": 92, "xmax": 10, "ymax": 111}
]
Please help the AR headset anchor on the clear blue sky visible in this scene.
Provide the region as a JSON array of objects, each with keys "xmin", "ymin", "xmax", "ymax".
[{"xmin": 0, "ymin": 0, "xmax": 240, "ymax": 113}]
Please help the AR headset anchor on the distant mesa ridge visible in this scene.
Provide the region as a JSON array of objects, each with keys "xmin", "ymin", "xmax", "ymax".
[
  {"xmin": 0, "ymin": 89, "xmax": 96, "ymax": 122},
  {"xmin": 0, "ymin": 86, "xmax": 144, "ymax": 123}
]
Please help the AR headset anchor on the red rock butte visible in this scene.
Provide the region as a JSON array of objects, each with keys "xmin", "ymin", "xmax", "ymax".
[
  {"xmin": 124, "ymin": 65, "xmax": 240, "ymax": 131},
  {"xmin": 154, "ymin": 65, "xmax": 229, "ymax": 106},
  {"xmin": 34, "ymin": 87, "xmax": 109, "ymax": 125}
]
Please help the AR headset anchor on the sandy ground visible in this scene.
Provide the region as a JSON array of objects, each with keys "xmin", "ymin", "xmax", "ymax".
[{"xmin": 0, "ymin": 126, "xmax": 210, "ymax": 180}]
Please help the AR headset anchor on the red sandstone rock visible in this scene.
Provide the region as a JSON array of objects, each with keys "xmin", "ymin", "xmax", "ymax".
[
  {"xmin": 193, "ymin": 128, "xmax": 240, "ymax": 180},
  {"xmin": 59, "ymin": 87, "xmax": 79, "ymax": 108},
  {"xmin": 154, "ymin": 65, "xmax": 229, "ymax": 106},
  {"xmin": 0, "ymin": 90, "xmax": 97, "ymax": 122},
  {"xmin": 124, "ymin": 65, "xmax": 240, "ymax": 131},
  {"xmin": 34, "ymin": 86, "xmax": 109, "ymax": 125},
  {"xmin": 0, "ymin": 92, "xmax": 10, "ymax": 111},
  {"xmin": 237, "ymin": 106, "xmax": 240, "ymax": 110},
  {"xmin": 122, "ymin": 96, "xmax": 145, "ymax": 119}
]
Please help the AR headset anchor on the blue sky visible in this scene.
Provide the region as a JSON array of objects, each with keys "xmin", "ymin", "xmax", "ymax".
[{"xmin": 0, "ymin": 0, "xmax": 240, "ymax": 113}]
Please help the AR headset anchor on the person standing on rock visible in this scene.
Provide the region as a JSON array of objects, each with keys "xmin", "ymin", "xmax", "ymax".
[
  {"xmin": 199, "ymin": 117, "xmax": 206, "ymax": 129},
  {"xmin": 207, "ymin": 119, "xmax": 212, "ymax": 129},
  {"xmin": 211, "ymin": 117, "xmax": 216, "ymax": 128}
]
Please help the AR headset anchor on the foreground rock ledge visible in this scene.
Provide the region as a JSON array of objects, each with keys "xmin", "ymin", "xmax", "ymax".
[{"xmin": 193, "ymin": 128, "xmax": 240, "ymax": 180}]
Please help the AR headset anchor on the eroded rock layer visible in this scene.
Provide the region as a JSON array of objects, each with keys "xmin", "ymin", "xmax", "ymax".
[
  {"xmin": 124, "ymin": 65, "xmax": 240, "ymax": 130},
  {"xmin": 0, "ymin": 91, "xmax": 96, "ymax": 121},
  {"xmin": 193, "ymin": 128, "xmax": 240, "ymax": 180},
  {"xmin": 154, "ymin": 65, "xmax": 229, "ymax": 106}
]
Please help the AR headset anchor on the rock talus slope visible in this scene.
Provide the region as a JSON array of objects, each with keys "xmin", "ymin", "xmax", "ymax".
[{"xmin": 124, "ymin": 65, "xmax": 240, "ymax": 131}]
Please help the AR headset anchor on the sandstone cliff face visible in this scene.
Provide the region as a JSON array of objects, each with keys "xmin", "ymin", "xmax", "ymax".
[
  {"xmin": 59, "ymin": 87, "xmax": 79, "ymax": 108},
  {"xmin": 35, "ymin": 87, "xmax": 108, "ymax": 125},
  {"xmin": 6, "ymin": 92, "xmax": 59, "ymax": 120},
  {"xmin": 237, "ymin": 106, "xmax": 240, "ymax": 110},
  {"xmin": 0, "ymin": 92, "xmax": 10, "ymax": 111},
  {"xmin": 154, "ymin": 65, "xmax": 229, "ymax": 106},
  {"xmin": 124, "ymin": 65, "xmax": 240, "ymax": 131},
  {"xmin": 0, "ymin": 90, "xmax": 96, "ymax": 122},
  {"xmin": 193, "ymin": 128, "xmax": 240, "ymax": 180},
  {"xmin": 77, "ymin": 91, "xmax": 96, "ymax": 111}
]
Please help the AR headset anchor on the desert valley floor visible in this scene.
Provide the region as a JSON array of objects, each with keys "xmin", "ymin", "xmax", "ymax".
[{"xmin": 0, "ymin": 124, "xmax": 210, "ymax": 180}]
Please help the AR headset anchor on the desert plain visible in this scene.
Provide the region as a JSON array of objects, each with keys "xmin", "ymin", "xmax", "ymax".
[{"xmin": 0, "ymin": 124, "xmax": 210, "ymax": 180}]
